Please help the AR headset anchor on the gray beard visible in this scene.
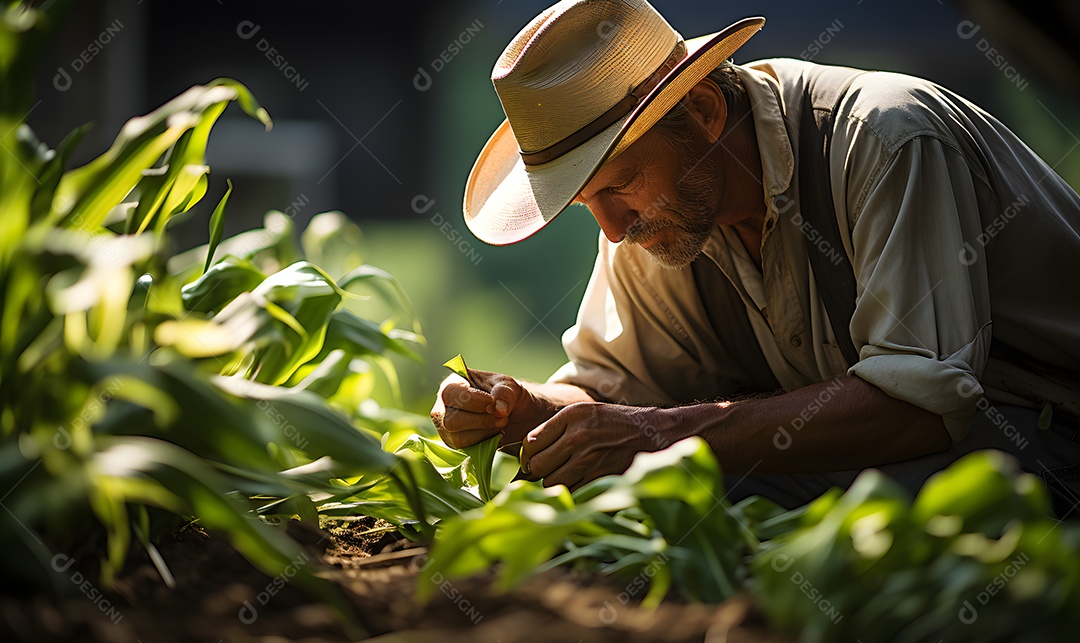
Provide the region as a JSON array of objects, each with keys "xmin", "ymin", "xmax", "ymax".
[{"xmin": 624, "ymin": 152, "xmax": 719, "ymax": 270}]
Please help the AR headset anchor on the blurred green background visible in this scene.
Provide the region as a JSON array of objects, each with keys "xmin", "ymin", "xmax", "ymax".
[
  {"xmin": 28, "ymin": 0, "xmax": 1080, "ymax": 415},
  {"xmin": 355, "ymin": 211, "xmax": 601, "ymax": 413}
]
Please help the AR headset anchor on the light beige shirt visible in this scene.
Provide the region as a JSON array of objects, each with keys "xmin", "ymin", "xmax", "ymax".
[{"xmin": 549, "ymin": 58, "xmax": 1080, "ymax": 443}]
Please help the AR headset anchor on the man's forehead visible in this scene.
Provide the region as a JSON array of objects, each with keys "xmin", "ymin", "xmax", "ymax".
[{"xmin": 598, "ymin": 157, "xmax": 638, "ymax": 185}]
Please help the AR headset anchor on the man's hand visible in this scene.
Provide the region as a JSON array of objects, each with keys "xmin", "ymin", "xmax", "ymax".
[
  {"xmin": 486, "ymin": 376, "xmax": 951, "ymax": 491},
  {"xmin": 519, "ymin": 402, "xmax": 674, "ymax": 490},
  {"xmin": 430, "ymin": 368, "xmax": 558, "ymax": 449}
]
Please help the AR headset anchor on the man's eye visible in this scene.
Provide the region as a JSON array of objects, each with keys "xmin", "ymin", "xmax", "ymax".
[{"xmin": 608, "ymin": 174, "xmax": 640, "ymax": 194}]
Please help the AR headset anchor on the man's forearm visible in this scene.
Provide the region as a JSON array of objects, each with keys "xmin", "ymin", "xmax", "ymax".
[
  {"xmin": 655, "ymin": 376, "xmax": 952, "ymax": 474},
  {"xmin": 521, "ymin": 381, "xmax": 597, "ymax": 408}
]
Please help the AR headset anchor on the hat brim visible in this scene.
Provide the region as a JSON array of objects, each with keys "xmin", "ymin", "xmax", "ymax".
[{"xmin": 464, "ymin": 16, "xmax": 765, "ymax": 246}]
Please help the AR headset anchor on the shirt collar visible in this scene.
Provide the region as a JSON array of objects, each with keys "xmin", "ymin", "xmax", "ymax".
[{"xmin": 733, "ymin": 62, "xmax": 795, "ymax": 200}]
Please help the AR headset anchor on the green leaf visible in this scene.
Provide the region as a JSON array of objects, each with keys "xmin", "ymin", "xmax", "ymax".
[
  {"xmin": 249, "ymin": 262, "xmax": 343, "ymax": 385},
  {"xmin": 51, "ymin": 83, "xmax": 239, "ymax": 230},
  {"xmin": 320, "ymin": 310, "xmax": 422, "ymax": 363},
  {"xmin": 30, "ymin": 123, "xmax": 91, "ymax": 221},
  {"xmin": 203, "ymin": 179, "xmax": 232, "ymax": 274},
  {"xmin": 464, "ymin": 437, "xmax": 500, "ymax": 503},
  {"xmin": 264, "ymin": 493, "xmax": 320, "ymax": 526},
  {"xmin": 1038, "ymin": 402, "xmax": 1054, "ymax": 431},
  {"xmin": 912, "ymin": 450, "xmax": 1050, "ymax": 536},
  {"xmin": 154, "ymin": 317, "xmax": 244, "ymax": 358},
  {"xmin": 301, "ymin": 211, "xmax": 364, "ymax": 278},
  {"xmin": 167, "ymin": 211, "xmax": 295, "ymax": 284},
  {"xmin": 206, "ymin": 77, "xmax": 272, "ymax": 131},
  {"xmin": 85, "ymin": 358, "xmax": 280, "ymax": 471},
  {"xmin": 50, "ymin": 79, "xmax": 269, "ymax": 234},
  {"xmin": 418, "ymin": 482, "xmax": 585, "ymax": 599},
  {"xmin": 442, "ymin": 354, "xmax": 472, "ymax": 384},
  {"xmin": 320, "ymin": 452, "xmax": 481, "ymax": 531},
  {"xmin": 181, "ymin": 258, "xmax": 266, "ymax": 315},
  {"xmin": 212, "ymin": 375, "xmax": 399, "ymax": 474},
  {"xmin": 339, "ymin": 264, "xmax": 422, "ymax": 334},
  {"xmin": 293, "ymin": 349, "xmax": 351, "ymax": 399}
]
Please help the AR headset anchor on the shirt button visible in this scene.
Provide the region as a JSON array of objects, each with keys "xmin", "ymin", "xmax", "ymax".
[{"xmin": 790, "ymin": 334, "xmax": 802, "ymax": 347}]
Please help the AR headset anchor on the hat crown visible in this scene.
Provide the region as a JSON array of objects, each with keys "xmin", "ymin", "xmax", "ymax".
[{"xmin": 492, "ymin": 0, "xmax": 680, "ymax": 156}]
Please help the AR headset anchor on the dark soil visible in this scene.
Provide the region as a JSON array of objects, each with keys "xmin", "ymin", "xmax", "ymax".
[{"xmin": 0, "ymin": 518, "xmax": 790, "ymax": 643}]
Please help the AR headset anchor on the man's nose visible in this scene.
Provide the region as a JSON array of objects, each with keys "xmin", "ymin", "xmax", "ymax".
[{"xmin": 590, "ymin": 202, "xmax": 638, "ymax": 243}]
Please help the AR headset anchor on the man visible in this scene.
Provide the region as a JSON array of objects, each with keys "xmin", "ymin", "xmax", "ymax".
[{"xmin": 430, "ymin": 0, "xmax": 1080, "ymax": 511}]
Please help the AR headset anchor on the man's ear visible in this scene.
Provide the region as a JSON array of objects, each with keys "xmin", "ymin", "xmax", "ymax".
[{"xmin": 684, "ymin": 78, "xmax": 727, "ymax": 144}]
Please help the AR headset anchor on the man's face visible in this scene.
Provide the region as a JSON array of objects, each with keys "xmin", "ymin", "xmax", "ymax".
[{"xmin": 575, "ymin": 125, "xmax": 720, "ymax": 269}]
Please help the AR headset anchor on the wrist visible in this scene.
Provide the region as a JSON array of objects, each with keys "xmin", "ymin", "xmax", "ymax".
[
  {"xmin": 501, "ymin": 392, "xmax": 559, "ymax": 445},
  {"xmin": 645, "ymin": 405, "xmax": 701, "ymax": 451}
]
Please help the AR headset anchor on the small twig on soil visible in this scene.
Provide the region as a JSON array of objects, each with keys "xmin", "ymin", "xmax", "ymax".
[{"xmin": 348, "ymin": 547, "xmax": 428, "ymax": 569}]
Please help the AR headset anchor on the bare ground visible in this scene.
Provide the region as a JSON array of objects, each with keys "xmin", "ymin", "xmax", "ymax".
[{"xmin": 0, "ymin": 518, "xmax": 791, "ymax": 643}]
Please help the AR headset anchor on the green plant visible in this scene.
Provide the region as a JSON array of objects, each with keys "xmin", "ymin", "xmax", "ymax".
[
  {"xmin": 419, "ymin": 437, "xmax": 754, "ymax": 605},
  {"xmin": 422, "ymin": 442, "xmax": 1080, "ymax": 641},
  {"xmin": 752, "ymin": 452, "xmax": 1080, "ymax": 642},
  {"xmin": 0, "ymin": 4, "xmax": 428, "ymax": 632}
]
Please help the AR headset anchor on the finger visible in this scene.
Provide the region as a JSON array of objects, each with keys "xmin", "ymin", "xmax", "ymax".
[
  {"xmin": 531, "ymin": 443, "xmax": 575, "ymax": 481},
  {"xmin": 541, "ymin": 464, "xmax": 586, "ymax": 491},
  {"xmin": 470, "ymin": 370, "xmax": 521, "ymax": 417},
  {"xmin": 544, "ymin": 452, "xmax": 622, "ymax": 492},
  {"xmin": 442, "ymin": 407, "xmax": 506, "ymax": 433},
  {"xmin": 520, "ymin": 415, "xmax": 568, "ymax": 475},
  {"xmin": 567, "ymin": 460, "xmax": 624, "ymax": 492},
  {"xmin": 466, "ymin": 368, "xmax": 503, "ymax": 392},
  {"xmin": 441, "ymin": 382, "xmax": 495, "ymax": 414},
  {"xmin": 488, "ymin": 381, "xmax": 521, "ymax": 418},
  {"xmin": 432, "ymin": 406, "xmax": 478, "ymax": 431}
]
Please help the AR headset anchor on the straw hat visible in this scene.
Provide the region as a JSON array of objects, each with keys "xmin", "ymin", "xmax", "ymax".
[{"xmin": 463, "ymin": 0, "xmax": 764, "ymax": 245}]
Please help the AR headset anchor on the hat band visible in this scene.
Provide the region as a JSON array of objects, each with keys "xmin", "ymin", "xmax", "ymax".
[{"xmin": 519, "ymin": 39, "xmax": 687, "ymax": 168}]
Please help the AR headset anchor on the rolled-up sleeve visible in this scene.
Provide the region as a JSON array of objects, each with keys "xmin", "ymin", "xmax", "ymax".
[{"xmin": 846, "ymin": 135, "xmax": 993, "ymax": 442}]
